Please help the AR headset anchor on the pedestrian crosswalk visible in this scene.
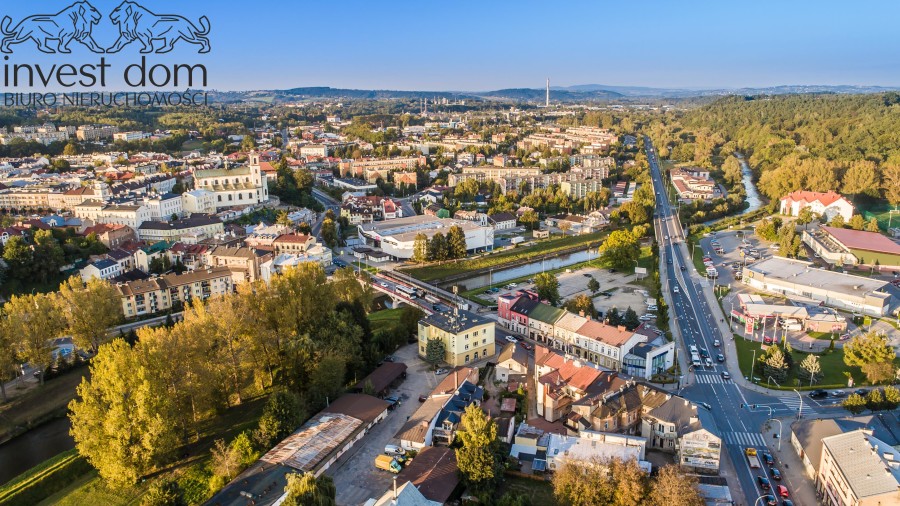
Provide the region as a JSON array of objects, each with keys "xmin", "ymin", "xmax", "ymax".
[
  {"xmin": 695, "ymin": 373, "xmax": 731, "ymax": 384},
  {"xmin": 778, "ymin": 395, "xmax": 819, "ymax": 416},
  {"xmin": 722, "ymin": 431, "xmax": 766, "ymax": 447}
]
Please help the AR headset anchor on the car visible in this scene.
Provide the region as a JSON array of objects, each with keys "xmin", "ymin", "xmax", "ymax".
[
  {"xmin": 384, "ymin": 396, "xmax": 400, "ymax": 410},
  {"xmin": 809, "ymin": 389, "xmax": 829, "ymax": 399},
  {"xmin": 758, "ymin": 476, "xmax": 771, "ymax": 490},
  {"xmin": 483, "ymin": 290, "xmax": 492, "ymax": 295},
  {"xmin": 699, "ymin": 402, "xmax": 712, "ymax": 410},
  {"xmin": 505, "ymin": 336, "xmax": 517, "ymax": 343},
  {"xmin": 520, "ymin": 342, "xmax": 533, "ymax": 351},
  {"xmin": 763, "ymin": 335, "xmax": 774, "ymax": 345},
  {"xmin": 704, "ymin": 357, "xmax": 713, "ymax": 367},
  {"xmin": 583, "ymin": 273, "xmax": 592, "ymax": 277},
  {"xmin": 763, "ymin": 452, "xmax": 775, "ymax": 467},
  {"xmin": 639, "ymin": 315, "xmax": 654, "ymax": 321},
  {"xmin": 771, "ymin": 468, "xmax": 781, "ymax": 480},
  {"xmin": 673, "ymin": 286, "xmax": 679, "ymax": 293},
  {"xmin": 776, "ymin": 485, "xmax": 789, "ymax": 498},
  {"xmin": 383, "ymin": 355, "xmax": 395, "ymax": 363},
  {"xmin": 699, "ymin": 348, "xmax": 709, "ymax": 358},
  {"xmin": 840, "ymin": 332, "xmax": 851, "ymax": 340},
  {"xmin": 608, "ymin": 268, "xmax": 616, "ymax": 273},
  {"xmin": 680, "ymin": 265, "xmax": 686, "ymax": 271},
  {"xmin": 762, "ymin": 496, "xmax": 776, "ymax": 506},
  {"xmin": 717, "ymin": 354, "xmax": 725, "ymax": 363},
  {"xmin": 418, "ymin": 394, "xmax": 428, "ymax": 402},
  {"xmin": 665, "ymin": 235, "xmax": 669, "ymax": 240},
  {"xmin": 379, "ymin": 282, "xmax": 389, "ymax": 288},
  {"xmin": 713, "ymin": 339, "xmax": 720, "ymax": 347},
  {"xmin": 831, "ymin": 390, "xmax": 847, "ymax": 398},
  {"xmin": 855, "ymin": 388, "xmax": 870, "ymax": 396},
  {"xmin": 667, "ymin": 258, "xmax": 673, "ymax": 264},
  {"xmin": 434, "ymin": 368, "xmax": 448, "ymax": 375},
  {"xmin": 721, "ymin": 370, "xmax": 731, "ymax": 380},
  {"xmin": 782, "ymin": 501, "xmax": 794, "ymax": 506}
]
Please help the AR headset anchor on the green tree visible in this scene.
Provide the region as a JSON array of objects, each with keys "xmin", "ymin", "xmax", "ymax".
[
  {"xmin": 456, "ymin": 404, "xmax": 500, "ymax": 492},
  {"xmin": 241, "ymin": 135, "xmax": 257, "ymax": 152},
  {"xmin": 762, "ymin": 346, "xmax": 788, "ymax": 383},
  {"xmin": 842, "ymin": 160, "xmax": 880, "ymax": 197},
  {"xmin": 56, "ymin": 276, "xmax": 122, "ymax": 352},
  {"xmin": 883, "ymin": 163, "xmax": 900, "ymax": 206},
  {"xmin": 844, "ymin": 332, "xmax": 897, "ymax": 384},
  {"xmin": 63, "ymin": 142, "xmax": 78, "ymax": 156},
  {"xmin": 849, "ymin": 214, "xmax": 866, "ymax": 230},
  {"xmin": 866, "ymin": 388, "xmax": 885, "ymax": 412},
  {"xmin": 647, "ymin": 465, "xmax": 704, "ymax": 506},
  {"xmin": 797, "ymin": 353, "xmax": 822, "ymax": 385},
  {"xmin": 4, "ymin": 293, "xmax": 63, "ymax": 384},
  {"xmin": 519, "ymin": 210, "xmax": 539, "ymax": 231},
  {"xmin": 141, "ymin": 479, "xmax": 186, "ymax": 506},
  {"xmin": 842, "ymin": 393, "xmax": 867, "ymax": 415},
  {"xmin": 446, "ymin": 225, "xmax": 467, "ymax": 259},
  {"xmin": 32, "ymin": 229, "xmax": 64, "ymax": 283},
  {"xmin": 534, "ymin": 272, "xmax": 561, "ymax": 305},
  {"xmin": 276, "ymin": 210, "xmax": 293, "ymax": 227},
  {"xmin": 866, "ymin": 217, "xmax": 881, "ymax": 232},
  {"xmin": 412, "ymin": 233, "xmax": 429, "ymax": 263},
  {"xmin": 321, "ymin": 218, "xmax": 338, "ymax": 248},
  {"xmin": 587, "ymin": 277, "xmax": 600, "ymax": 294},
  {"xmin": 563, "ymin": 294, "xmax": 598, "ymax": 319},
  {"xmin": 2, "ymin": 235, "xmax": 33, "ymax": 280},
  {"xmin": 428, "ymin": 232, "xmax": 448, "ymax": 261},
  {"xmin": 600, "ymin": 230, "xmax": 640, "ymax": 270},
  {"xmin": 69, "ymin": 339, "xmax": 180, "ymax": 486},
  {"xmin": 256, "ymin": 389, "xmax": 306, "ymax": 448},
  {"xmin": 425, "ymin": 338, "xmax": 445, "ymax": 368},
  {"xmin": 282, "ymin": 472, "xmax": 336, "ymax": 506},
  {"xmin": 0, "ymin": 317, "xmax": 18, "ymax": 402},
  {"xmin": 830, "ymin": 214, "xmax": 846, "ymax": 228},
  {"xmin": 882, "ymin": 386, "xmax": 900, "ymax": 410},
  {"xmin": 622, "ymin": 307, "xmax": 641, "ymax": 330},
  {"xmin": 796, "ymin": 207, "xmax": 816, "ymax": 227}
]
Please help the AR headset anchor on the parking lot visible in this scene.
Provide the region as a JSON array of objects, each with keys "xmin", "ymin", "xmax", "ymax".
[{"xmin": 327, "ymin": 343, "xmax": 442, "ymax": 506}]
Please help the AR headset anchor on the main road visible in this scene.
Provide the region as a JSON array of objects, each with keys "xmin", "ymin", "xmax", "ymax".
[{"xmin": 644, "ymin": 137, "xmax": 806, "ymax": 505}]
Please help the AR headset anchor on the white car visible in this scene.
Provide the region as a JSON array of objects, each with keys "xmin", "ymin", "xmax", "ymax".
[
  {"xmin": 505, "ymin": 336, "xmax": 517, "ymax": 343},
  {"xmin": 379, "ymin": 282, "xmax": 389, "ymax": 288},
  {"xmin": 713, "ymin": 339, "xmax": 720, "ymax": 347},
  {"xmin": 673, "ymin": 286, "xmax": 680, "ymax": 293}
]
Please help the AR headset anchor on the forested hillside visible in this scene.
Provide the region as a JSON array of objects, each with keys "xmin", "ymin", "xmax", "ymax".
[{"xmin": 646, "ymin": 94, "xmax": 900, "ymax": 206}]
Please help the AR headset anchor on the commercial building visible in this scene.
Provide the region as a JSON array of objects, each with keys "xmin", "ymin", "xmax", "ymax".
[
  {"xmin": 543, "ymin": 431, "xmax": 651, "ymax": 474},
  {"xmin": 780, "ymin": 190, "xmax": 854, "ymax": 222},
  {"xmin": 670, "ymin": 168, "xmax": 720, "ymax": 202},
  {"xmin": 116, "ymin": 266, "xmax": 234, "ymax": 317},
  {"xmin": 417, "ymin": 310, "xmax": 495, "ymax": 367},
  {"xmin": 359, "ymin": 215, "xmax": 494, "ymax": 259},
  {"xmin": 818, "ymin": 430, "xmax": 900, "ymax": 506},
  {"xmin": 74, "ymin": 201, "xmax": 151, "ymax": 229},
  {"xmin": 791, "ymin": 414, "xmax": 900, "ymax": 482},
  {"xmin": 742, "ymin": 257, "xmax": 895, "ymax": 316},
  {"xmin": 803, "ymin": 226, "xmax": 900, "ymax": 268}
]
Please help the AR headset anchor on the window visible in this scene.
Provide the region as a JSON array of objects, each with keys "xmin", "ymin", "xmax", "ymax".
[
  {"xmin": 465, "ymin": 355, "xmax": 470, "ymax": 363},
  {"xmin": 465, "ymin": 344, "xmax": 469, "ymax": 350}
]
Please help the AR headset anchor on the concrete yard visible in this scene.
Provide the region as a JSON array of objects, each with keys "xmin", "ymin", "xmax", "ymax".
[{"xmin": 327, "ymin": 343, "xmax": 441, "ymax": 506}]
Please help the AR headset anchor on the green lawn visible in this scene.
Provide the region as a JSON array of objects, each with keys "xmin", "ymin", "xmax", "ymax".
[
  {"xmin": 368, "ymin": 308, "xmax": 404, "ymax": 333},
  {"xmin": 733, "ymin": 335, "xmax": 861, "ymax": 389},
  {"xmin": 500, "ymin": 474, "xmax": 556, "ymax": 505},
  {"xmin": 402, "ymin": 232, "xmax": 607, "ymax": 282},
  {"xmin": 181, "ymin": 139, "xmax": 204, "ymax": 152}
]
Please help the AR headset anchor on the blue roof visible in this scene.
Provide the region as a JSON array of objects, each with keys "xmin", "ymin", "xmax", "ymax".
[{"xmin": 91, "ymin": 259, "xmax": 117, "ymax": 269}]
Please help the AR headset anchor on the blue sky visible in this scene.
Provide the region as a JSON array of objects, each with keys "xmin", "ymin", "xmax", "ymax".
[{"xmin": 2, "ymin": 0, "xmax": 897, "ymax": 91}]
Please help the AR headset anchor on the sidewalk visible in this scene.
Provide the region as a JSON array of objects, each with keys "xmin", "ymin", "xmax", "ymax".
[{"xmin": 763, "ymin": 419, "xmax": 818, "ymax": 506}]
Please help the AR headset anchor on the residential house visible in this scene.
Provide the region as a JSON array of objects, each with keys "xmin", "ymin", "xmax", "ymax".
[
  {"xmin": 497, "ymin": 291, "xmax": 539, "ymax": 336},
  {"xmin": 527, "ymin": 303, "xmax": 566, "ymax": 342},
  {"xmin": 142, "ymin": 193, "xmax": 183, "ymax": 221},
  {"xmin": 272, "ymin": 234, "xmax": 317, "ymax": 255},
  {"xmin": 138, "ymin": 214, "xmax": 224, "ymax": 243},
  {"xmin": 534, "ymin": 347, "xmax": 604, "ymax": 422},
  {"xmin": 488, "ymin": 212, "xmax": 517, "ymax": 231},
  {"xmin": 641, "ymin": 395, "xmax": 721, "ymax": 473},
  {"xmin": 495, "ymin": 343, "xmax": 528, "ymax": 382},
  {"xmin": 81, "ymin": 223, "xmax": 136, "ymax": 248},
  {"xmin": 573, "ymin": 320, "xmax": 645, "ymax": 371},
  {"xmin": 206, "ymin": 246, "xmax": 271, "ymax": 284},
  {"xmin": 780, "ymin": 190, "xmax": 854, "ymax": 222},
  {"xmin": 417, "ymin": 310, "xmax": 495, "ymax": 367},
  {"xmin": 181, "ymin": 189, "xmax": 217, "ymax": 215},
  {"xmin": 395, "ymin": 367, "xmax": 482, "ymax": 450},
  {"xmin": 543, "ymin": 431, "xmax": 651, "ymax": 474},
  {"xmin": 80, "ymin": 258, "xmax": 122, "ymax": 282}
]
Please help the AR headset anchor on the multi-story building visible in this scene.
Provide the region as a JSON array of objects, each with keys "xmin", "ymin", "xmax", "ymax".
[
  {"xmin": 670, "ymin": 168, "xmax": 719, "ymax": 202},
  {"xmin": 205, "ymin": 246, "xmax": 271, "ymax": 284},
  {"xmin": 272, "ymin": 234, "xmax": 318, "ymax": 255},
  {"xmin": 80, "ymin": 258, "xmax": 122, "ymax": 282},
  {"xmin": 181, "ymin": 189, "xmax": 217, "ymax": 215},
  {"xmin": 560, "ymin": 178, "xmax": 606, "ymax": 198},
  {"xmin": 116, "ymin": 266, "xmax": 234, "ymax": 317},
  {"xmin": 339, "ymin": 156, "xmax": 426, "ymax": 182},
  {"xmin": 138, "ymin": 214, "xmax": 224, "ymax": 243},
  {"xmin": 818, "ymin": 430, "xmax": 900, "ymax": 506},
  {"xmin": 193, "ymin": 153, "xmax": 270, "ymax": 210},
  {"xmin": 780, "ymin": 190, "xmax": 854, "ymax": 223},
  {"xmin": 417, "ymin": 310, "xmax": 495, "ymax": 367},
  {"xmin": 76, "ymin": 125, "xmax": 119, "ymax": 141},
  {"xmin": 74, "ymin": 202, "xmax": 151, "ymax": 229},
  {"xmin": 113, "ymin": 131, "xmax": 147, "ymax": 142},
  {"xmin": 142, "ymin": 193, "xmax": 183, "ymax": 221}
]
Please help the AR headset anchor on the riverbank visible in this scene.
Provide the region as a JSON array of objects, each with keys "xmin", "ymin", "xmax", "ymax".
[
  {"xmin": 0, "ymin": 368, "xmax": 85, "ymax": 446},
  {"xmin": 400, "ymin": 231, "xmax": 607, "ymax": 284}
]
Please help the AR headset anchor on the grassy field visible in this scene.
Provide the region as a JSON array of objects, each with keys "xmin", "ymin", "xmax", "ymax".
[
  {"xmin": 500, "ymin": 474, "xmax": 556, "ymax": 505},
  {"xmin": 402, "ymin": 232, "xmax": 607, "ymax": 282},
  {"xmin": 0, "ymin": 368, "xmax": 88, "ymax": 442},
  {"xmin": 368, "ymin": 308, "xmax": 404, "ymax": 333},
  {"xmin": 733, "ymin": 336, "xmax": 860, "ymax": 389},
  {"xmin": 24, "ymin": 396, "xmax": 267, "ymax": 506},
  {"xmin": 180, "ymin": 139, "xmax": 204, "ymax": 152}
]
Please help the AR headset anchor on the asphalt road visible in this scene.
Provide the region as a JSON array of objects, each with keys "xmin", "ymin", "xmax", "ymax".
[{"xmin": 644, "ymin": 137, "xmax": 803, "ymax": 505}]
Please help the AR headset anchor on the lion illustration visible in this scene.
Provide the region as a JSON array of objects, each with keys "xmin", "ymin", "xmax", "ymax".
[
  {"xmin": 0, "ymin": 1, "xmax": 104, "ymax": 54},
  {"xmin": 107, "ymin": 1, "xmax": 210, "ymax": 54}
]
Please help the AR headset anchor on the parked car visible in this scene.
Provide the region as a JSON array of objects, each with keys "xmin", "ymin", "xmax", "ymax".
[
  {"xmin": 505, "ymin": 336, "xmax": 517, "ymax": 343},
  {"xmin": 763, "ymin": 335, "xmax": 774, "ymax": 345},
  {"xmin": 855, "ymin": 388, "xmax": 870, "ymax": 396},
  {"xmin": 434, "ymin": 368, "xmax": 448, "ymax": 375},
  {"xmin": 520, "ymin": 342, "xmax": 533, "ymax": 351},
  {"xmin": 418, "ymin": 394, "xmax": 428, "ymax": 402},
  {"xmin": 831, "ymin": 390, "xmax": 847, "ymax": 398},
  {"xmin": 809, "ymin": 390, "xmax": 828, "ymax": 399}
]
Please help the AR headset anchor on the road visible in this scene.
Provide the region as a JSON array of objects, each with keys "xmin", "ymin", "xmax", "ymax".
[
  {"xmin": 645, "ymin": 137, "xmax": 811, "ymax": 506},
  {"xmin": 311, "ymin": 188, "xmax": 341, "ymax": 238}
]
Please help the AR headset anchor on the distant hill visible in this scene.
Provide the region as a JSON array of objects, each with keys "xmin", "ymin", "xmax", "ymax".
[{"xmin": 477, "ymin": 88, "xmax": 623, "ymax": 101}]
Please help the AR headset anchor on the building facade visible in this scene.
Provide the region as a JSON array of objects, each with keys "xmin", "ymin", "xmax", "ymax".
[{"xmin": 418, "ymin": 311, "xmax": 495, "ymax": 367}]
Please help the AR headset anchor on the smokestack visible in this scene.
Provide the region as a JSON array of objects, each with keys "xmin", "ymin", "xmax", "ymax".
[{"xmin": 546, "ymin": 78, "xmax": 550, "ymax": 107}]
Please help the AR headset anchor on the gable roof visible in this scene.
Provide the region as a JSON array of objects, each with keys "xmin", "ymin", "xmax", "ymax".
[
  {"xmin": 497, "ymin": 342, "xmax": 528, "ymax": 367},
  {"xmin": 781, "ymin": 190, "xmax": 850, "ymax": 207},
  {"xmin": 822, "ymin": 226, "xmax": 900, "ymax": 255},
  {"xmin": 529, "ymin": 303, "xmax": 567, "ymax": 325},
  {"xmin": 395, "ymin": 447, "xmax": 459, "ymax": 504},
  {"xmin": 576, "ymin": 320, "xmax": 637, "ymax": 347}
]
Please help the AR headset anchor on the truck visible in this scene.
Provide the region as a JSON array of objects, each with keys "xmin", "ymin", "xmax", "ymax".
[
  {"xmin": 745, "ymin": 447, "xmax": 761, "ymax": 468},
  {"xmin": 375, "ymin": 455, "xmax": 402, "ymax": 473},
  {"xmin": 510, "ymin": 236, "xmax": 525, "ymax": 245}
]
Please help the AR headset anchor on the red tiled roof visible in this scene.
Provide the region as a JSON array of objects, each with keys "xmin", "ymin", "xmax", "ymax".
[
  {"xmin": 780, "ymin": 190, "xmax": 847, "ymax": 207},
  {"xmin": 258, "ymin": 161, "xmax": 277, "ymax": 174},
  {"xmin": 576, "ymin": 320, "xmax": 636, "ymax": 347},
  {"xmin": 822, "ymin": 226, "xmax": 900, "ymax": 256},
  {"xmin": 273, "ymin": 234, "xmax": 312, "ymax": 244}
]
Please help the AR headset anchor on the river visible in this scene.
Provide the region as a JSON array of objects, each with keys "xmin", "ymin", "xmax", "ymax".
[
  {"xmin": 446, "ymin": 249, "xmax": 598, "ymax": 290},
  {"xmin": 735, "ymin": 153, "xmax": 764, "ymax": 214},
  {"xmin": 0, "ymin": 417, "xmax": 75, "ymax": 486}
]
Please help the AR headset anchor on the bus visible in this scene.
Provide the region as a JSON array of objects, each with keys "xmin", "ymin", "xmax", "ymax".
[{"xmin": 395, "ymin": 285, "xmax": 418, "ymax": 298}]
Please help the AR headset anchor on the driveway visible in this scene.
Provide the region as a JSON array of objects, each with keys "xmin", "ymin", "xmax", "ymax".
[{"xmin": 327, "ymin": 343, "xmax": 441, "ymax": 506}]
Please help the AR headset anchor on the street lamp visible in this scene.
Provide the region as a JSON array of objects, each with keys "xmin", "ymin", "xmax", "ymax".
[
  {"xmin": 754, "ymin": 495, "xmax": 772, "ymax": 506},
  {"xmin": 793, "ymin": 389, "xmax": 804, "ymax": 420},
  {"xmin": 767, "ymin": 417, "xmax": 783, "ymax": 451},
  {"xmin": 691, "ymin": 244, "xmax": 702, "ymax": 261}
]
